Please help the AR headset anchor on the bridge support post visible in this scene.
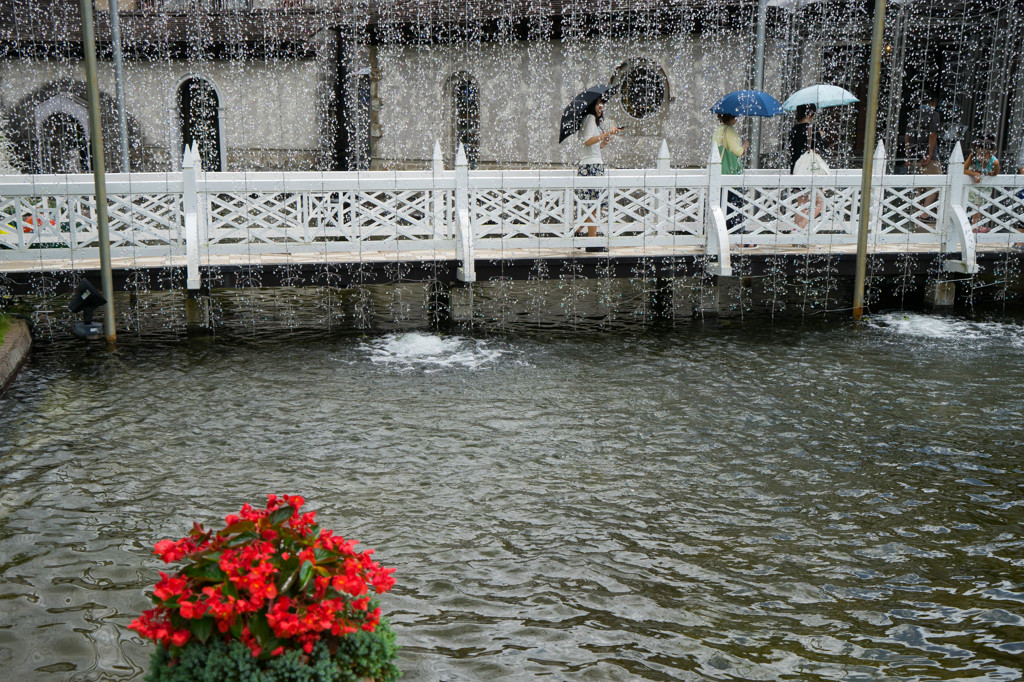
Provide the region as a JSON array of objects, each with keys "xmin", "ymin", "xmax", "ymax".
[
  {"xmin": 650, "ymin": 276, "xmax": 674, "ymax": 320},
  {"xmin": 925, "ymin": 280, "xmax": 956, "ymax": 308},
  {"xmin": 427, "ymin": 280, "xmax": 452, "ymax": 330},
  {"xmin": 184, "ymin": 291, "xmax": 212, "ymax": 336},
  {"xmin": 693, "ymin": 275, "xmax": 721, "ymax": 317}
]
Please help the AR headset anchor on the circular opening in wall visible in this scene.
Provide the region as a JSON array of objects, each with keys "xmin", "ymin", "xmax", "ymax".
[{"xmin": 613, "ymin": 59, "xmax": 668, "ymax": 120}]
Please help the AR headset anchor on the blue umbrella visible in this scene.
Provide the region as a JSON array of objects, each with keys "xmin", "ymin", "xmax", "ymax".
[
  {"xmin": 783, "ymin": 84, "xmax": 859, "ymax": 111},
  {"xmin": 710, "ymin": 90, "xmax": 785, "ymax": 118}
]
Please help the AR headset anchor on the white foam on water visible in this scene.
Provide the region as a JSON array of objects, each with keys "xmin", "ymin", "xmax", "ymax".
[
  {"xmin": 867, "ymin": 313, "xmax": 1024, "ymax": 348},
  {"xmin": 364, "ymin": 332, "xmax": 511, "ymax": 371}
]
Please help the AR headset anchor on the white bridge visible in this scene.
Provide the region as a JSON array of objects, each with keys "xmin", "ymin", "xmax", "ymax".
[{"xmin": 2, "ymin": 141, "xmax": 1022, "ymax": 290}]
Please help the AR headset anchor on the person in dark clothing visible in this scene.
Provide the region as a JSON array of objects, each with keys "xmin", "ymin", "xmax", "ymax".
[
  {"xmin": 789, "ymin": 103, "xmax": 825, "ymax": 229},
  {"xmin": 905, "ymin": 92, "xmax": 941, "ymax": 174},
  {"xmin": 904, "ymin": 92, "xmax": 941, "ymax": 222},
  {"xmin": 789, "ymin": 103, "xmax": 824, "ymax": 172}
]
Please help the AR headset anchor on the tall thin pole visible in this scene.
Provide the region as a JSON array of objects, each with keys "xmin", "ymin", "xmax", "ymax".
[
  {"xmin": 750, "ymin": 0, "xmax": 768, "ymax": 169},
  {"xmin": 109, "ymin": 0, "xmax": 129, "ymax": 172},
  {"xmin": 852, "ymin": 0, "xmax": 887, "ymax": 321},
  {"xmin": 79, "ymin": 0, "xmax": 116, "ymax": 343}
]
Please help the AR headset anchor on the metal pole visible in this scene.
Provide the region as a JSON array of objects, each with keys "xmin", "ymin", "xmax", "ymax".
[
  {"xmin": 750, "ymin": 0, "xmax": 768, "ymax": 169},
  {"xmin": 109, "ymin": 0, "xmax": 129, "ymax": 172},
  {"xmin": 79, "ymin": 0, "xmax": 116, "ymax": 343},
  {"xmin": 852, "ymin": 0, "xmax": 887, "ymax": 321}
]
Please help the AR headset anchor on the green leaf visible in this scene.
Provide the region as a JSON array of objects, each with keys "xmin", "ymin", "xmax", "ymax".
[
  {"xmin": 247, "ymin": 613, "xmax": 272, "ymax": 644},
  {"xmin": 224, "ymin": 531, "xmax": 258, "ymax": 548},
  {"xmin": 276, "ymin": 555, "xmax": 301, "ymax": 591},
  {"xmin": 191, "ymin": 617, "xmax": 214, "ymax": 644},
  {"xmin": 313, "ymin": 547, "xmax": 333, "ymax": 563},
  {"xmin": 222, "ymin": 580, "xmax": 238, "ymax": 599},
  {"xmin": 268, "ymin": 507, "xmax": 293, "ymax": 525},
  {"xmin": 184, "ymin": 562, "xmax": 228, "ymax": 582},
  {"xmin": 221, "ymin": 520, "xmax": 256, "ymax": 535},
  {"xmin": 196, "ymin": 550, "xmax": 222, "ymax": 564},
  {"xmin": 298, "ymin": 560, "xmax": 314, "ymax": 591}
]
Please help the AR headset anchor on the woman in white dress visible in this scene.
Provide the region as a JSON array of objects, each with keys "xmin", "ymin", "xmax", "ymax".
[{"xmin": 576, "ymin": 98, "xmax": 622, "ymax": 251}]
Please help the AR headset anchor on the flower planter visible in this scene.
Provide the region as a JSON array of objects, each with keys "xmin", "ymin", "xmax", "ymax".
[{"xmin": 131, "ymin": 495, "xmax": 399, "ymax": 682}]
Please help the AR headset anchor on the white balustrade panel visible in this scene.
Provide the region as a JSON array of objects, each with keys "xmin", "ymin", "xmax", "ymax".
[
  {"xmin": 720, "ymin": 174, "xmax": 861, "ymax": 244},
  {"xmin": 875, "ymin": 175, "xmax": 948, "ymax": 243},
  {"xmin": 0, "ymin": 173, "xmax": 184, "ymax": 258},
  {"xmin": 197, "ymin": 172, "xmax": 455, "ymax": 255},
  {"xmin": 966, "ymin": 176, "xmax": 1024, "ymax": 243}
]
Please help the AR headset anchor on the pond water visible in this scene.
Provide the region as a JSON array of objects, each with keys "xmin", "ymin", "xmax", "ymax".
[{"xmin": 1, "ymin": 311, "xmax": 1023, "ymax": 680}]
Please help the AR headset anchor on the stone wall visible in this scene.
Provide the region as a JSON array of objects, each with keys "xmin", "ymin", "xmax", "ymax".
[
  {"xmin": 374, "ymin": 34, "xmax": 784, "ymax": 170},
  {"xmin": 4, "ymin": 22, "xmax": 1017, "ymax": 172},
  {"xmin": 1, "ymin": 57, "xmax": 322, "ymax": 172},
  {"xmin": 0, "ymin": 318, "xmax": 31, "ymax": 395}
]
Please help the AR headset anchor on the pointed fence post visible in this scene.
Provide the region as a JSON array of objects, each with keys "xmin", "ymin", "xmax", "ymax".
[
  {"xmin": 941, "ymin": 142, "xmax": 977, "ymax": 274},
  {"xmin": 708, "ymin": 142, "xmax": 723, "ymax": 213},
  {"xmin": 432, "ymin": 139, "xmax": 443, "ymax": 172},
  {"xmin": 182, "ymin": 144, "xmax": 202, "ymax": 291},
  {"xmin": 704, "ymin": 143, "xmax": 731, "ymax": 276},
  {"xmin": 454, "ymin": 143, "xmax": 475, "ymax": 282},
  {"xmin": 656, "ymin": 139, "xmax": 671, "ymax": 172},
  {"xmin": 943, "ymin": 142, "xmax": 965, "ymax": 253},
  {"xmin": 654, "ymin": 140, "xmax": 671, "ymax": 233},
  {"xmin": 946, "ymin": 142, "xmax": 967, "ymax": 209}
]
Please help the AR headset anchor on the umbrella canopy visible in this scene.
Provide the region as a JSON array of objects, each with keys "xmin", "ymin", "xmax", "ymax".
[
  {"xmin": 783, "ymin": 84, "xmax": 859, "ymax": 111},
  {"xmin": 559, "ymin": 84, "xmax": 613, "ymax": 143},
  {"xmin": 766, "ymin": 0, "xmax": 826, "ymax": 10},
  {"xmin": 710, "ymin": 90, "xmax": 784, "ymax": 118}
]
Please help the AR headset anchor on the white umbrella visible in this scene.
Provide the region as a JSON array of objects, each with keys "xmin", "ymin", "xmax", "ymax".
[
  {"xmin": 783, "ymin": 84, "xmax": 859, "ymax": 111},
  {"xmin": 766, "ymin": 0, "xmax": 824, "ymax": 9}
]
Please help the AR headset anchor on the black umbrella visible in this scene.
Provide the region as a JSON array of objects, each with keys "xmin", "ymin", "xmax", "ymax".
[{"xmin": 559, "ymin": 84, "xmax": 613, "ymax": 143}]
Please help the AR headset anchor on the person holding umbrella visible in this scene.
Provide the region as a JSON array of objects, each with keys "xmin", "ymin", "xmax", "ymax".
[
  {"xmin": 559, "ymin": 85, "xmax": 623, "ymax": 249},
  {"xmin": 712, "ymin": 112, "xmax": 748, "ymax": 232},
  {"xmin": 710, "ymin": 90, "xmax": 783, "ymax": 234},
  {"xmin": 789, "ymin": 103, "xmax": 826, "ymax": 229},
  {"xmin": 575, "ymin": 96, "xmax": 623, "ymax": 248},
  {"xmin": 782, "ymin": 85, "xmax": 857, "ymax": 230},
  {"xmin": 713, "ymin": 113, "xmax": 749, "ymax": 173}
]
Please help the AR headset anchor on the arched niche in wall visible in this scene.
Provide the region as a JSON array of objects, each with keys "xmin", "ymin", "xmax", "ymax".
[
  {"xmin": 172, "ymin": 75, "xmax": 225, "ymax": 171},
  {"xmin": 40, "ymin": 112, "xmax": 90, "ymax": 173},
  {"xmin": 446, "ymin": 71, "xmax": 480, "ymax": 169},
  {"xmin": 33, "ymin": 94, "xmax": 91, "ymax": 173}
]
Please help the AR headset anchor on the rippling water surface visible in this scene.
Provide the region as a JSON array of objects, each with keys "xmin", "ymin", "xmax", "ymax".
[{"xmin": 1, "ymin": 312, "xmax": 1023, "ymax": 680}]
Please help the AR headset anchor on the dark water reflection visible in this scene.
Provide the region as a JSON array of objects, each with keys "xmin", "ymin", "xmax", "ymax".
[{"xmin": 1, "ymin": 312, "xmax": 1023, "ymax": 680}]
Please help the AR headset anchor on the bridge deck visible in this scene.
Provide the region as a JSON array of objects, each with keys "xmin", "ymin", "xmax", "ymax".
[
  {"xmin": 0, "ymin": 242, "xmax": 1001, "ymax": 272},
  {"xmin": 2, "ymin": 243, "xmax": 1020, "ymax": 294}
]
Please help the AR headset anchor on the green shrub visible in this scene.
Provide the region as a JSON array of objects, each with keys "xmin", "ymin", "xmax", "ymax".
[{"xmin": 146, "ymin": 622, "xmax": 400, "ymax": 682}]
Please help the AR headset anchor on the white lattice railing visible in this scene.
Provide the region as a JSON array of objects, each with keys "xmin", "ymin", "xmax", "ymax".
[{"xmin": 1, "ymin": 141, "xmax": 1022, "ymax": 287}]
